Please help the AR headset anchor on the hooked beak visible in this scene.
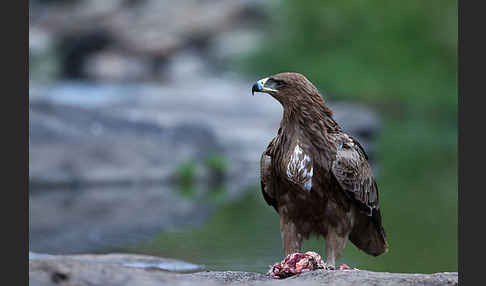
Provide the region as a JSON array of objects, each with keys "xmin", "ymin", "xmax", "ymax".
[{"xmin": 251, "ymin": 77, "xmax": 277, "ymax": 96}]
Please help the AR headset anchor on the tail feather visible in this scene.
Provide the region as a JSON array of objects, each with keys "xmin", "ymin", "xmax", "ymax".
[{"xmin": 349, "ymin": 209, "xmax": 388, "ymax": 256}]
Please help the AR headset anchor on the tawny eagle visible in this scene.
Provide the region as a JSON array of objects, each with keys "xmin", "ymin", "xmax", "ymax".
[{"xmin": 252, "ymin": 72, "xmax": 387, "ymax": 269}]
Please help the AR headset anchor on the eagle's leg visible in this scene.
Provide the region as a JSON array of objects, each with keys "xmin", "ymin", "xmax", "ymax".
[
  {"xmin": 324, "ymin": 228, "xmax": 349, "ymax": 270},
  {"xmin": 280, "ymin": 217, "xmax": 302, "ymax": 256}
]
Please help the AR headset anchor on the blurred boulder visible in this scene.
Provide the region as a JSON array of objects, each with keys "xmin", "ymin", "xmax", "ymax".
[
  {"xmin": 29, "ymin": 97, "xmax": 222, "ymax": 188},
  {"xmin": 83, "ymin": 49, "xmax": 153, "ymax": 82},
  {"xmin": 29, "ymin": 252, "xmax": 205, "ymax": 272},
  {"xmin": 58, "ymin": 30, "xmax": 113, "ymax": 79},
  {"xmin": 29, "ymin": 27, "xmax": 60, "ymax": 81},
  {"xmin": 29, "ymin": 0, "xmax": 264, "ymax": 81},
  {"xmin": 163, "ymin": 48, "xmax": 212, "ymax": 83}
]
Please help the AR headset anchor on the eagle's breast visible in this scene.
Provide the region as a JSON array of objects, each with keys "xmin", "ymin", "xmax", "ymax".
[{"xmin": 285, "ymin": 142, "xmax": 313, "ymax": 191}]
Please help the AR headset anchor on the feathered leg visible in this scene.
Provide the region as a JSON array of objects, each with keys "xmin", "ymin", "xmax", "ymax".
[
  {"xmin": 280, "ymin": 217, "xmax": 302, "ymax": 255},
  {"xmin": 324, "ymin": 228, "xmax": 349, "ymax": 269}
]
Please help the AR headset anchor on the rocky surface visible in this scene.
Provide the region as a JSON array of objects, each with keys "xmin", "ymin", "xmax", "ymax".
[
  {"xmin": 29, "ymin": 252, "xmax": 205, "ymax": 273},
  {"xmin": 29, "ymin": 97, "xmax": 223, "ymax": 188},
  {"xmin": 29, "ymin": 252, "xmax": 458, "ymax": 286}
]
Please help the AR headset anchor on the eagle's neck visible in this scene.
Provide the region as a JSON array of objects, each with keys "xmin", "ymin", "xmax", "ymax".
[
  {"xmin": 277, "ymin": 103, "xmax": 340, "ymax": 160},
  {"xmin": 280, "ymin": 103, "xmax": 340, "ymax": 136},
  {"xmin": 273, "ymin": 95, "xmax": 340, "ymax": 173},
  {"xmin": 279, "ymin": 109, "xmax": 300, "ymax": 141}
]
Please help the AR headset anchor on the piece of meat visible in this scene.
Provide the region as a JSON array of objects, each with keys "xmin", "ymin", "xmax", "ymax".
[
  {"xmin": 267, "ymin": 251, "xmax": 358, "ymax": 279},
  {"xmin": 267, "ymin": 251, "xmax": 324, "ymax": 279}
]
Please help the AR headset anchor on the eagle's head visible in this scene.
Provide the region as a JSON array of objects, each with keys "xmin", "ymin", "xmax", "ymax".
[{"xmin": 251, "ymin": 72, "xmax": 323, "ymax": 107}]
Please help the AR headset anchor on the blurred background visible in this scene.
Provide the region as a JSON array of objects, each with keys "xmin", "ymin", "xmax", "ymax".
[{"xmin": 29, "ymin": 0, "xmax": 457, "ymax": 274}]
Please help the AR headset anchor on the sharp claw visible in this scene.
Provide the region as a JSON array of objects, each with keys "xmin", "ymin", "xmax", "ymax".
[
  {"xmin": 338, "ymin": 264, "xmax": 351, "ymax": 270},
  {"xmin": 337, "ymin": 264, "xmax": 358, "ymax": 270},
  {"xmin": 323, "ymin": 263, "xmax": 335, "ymax": 270}
]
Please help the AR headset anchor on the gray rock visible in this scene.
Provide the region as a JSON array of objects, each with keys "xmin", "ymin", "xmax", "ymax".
[
  {"xmin": 29, "ymin": 253, "xmax": 458, "ymax": 286},
  {"xmin": 29, "ymin": 96, "xmax": 222, "ymax": 187},
  {"xmin": 272, "ymin": 269, "xmax": 458, "ymax": 286},
  {"xmin": 83, "ymin": 49, "xmax": 153, "ymax": 82},
  {"xmin": 29, "ymin": 252, "xmax": 204, "ymax": 273},
  {"xmin": 30, "ymin": 0, "xmax": 261, "ymax": 56},
  {"xmin": 29, "ymin": 27, "xmax": 60, "ymax": 81},
  {"xmin": 29, "ymin": 0, "xmax": 266, "ymax": 82},
  {"xmin": 29, "ymin": 254, "xmax": 202, "ymax": 286}
]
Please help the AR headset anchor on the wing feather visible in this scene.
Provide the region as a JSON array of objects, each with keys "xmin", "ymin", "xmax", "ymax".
[
  {"xmin": 260, "ymin": 142, "xmax": 278, "ymax": 212},
  {"xmin": 331, "ymin": 133, "xmax": 379, "ymax": 216}
]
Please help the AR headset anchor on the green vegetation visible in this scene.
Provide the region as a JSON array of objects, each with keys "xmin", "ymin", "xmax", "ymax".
[
  {"xmin": 174, "ymin": 160, "xmax": 197, "ymax": 199},
  {"xmin": 174, "ymin": 154, "xmax": 230, "ymax": 202},
  {"xmin": 205, "ymin": 152, "xmax": 229, "ymax": 202},
  {"xmin": 205, "ymin": 152, "xmax": 229, "ymax": 174},
  {"xmin": 241, "ymin": 0, "xmax": 457, "ymax": 118}
]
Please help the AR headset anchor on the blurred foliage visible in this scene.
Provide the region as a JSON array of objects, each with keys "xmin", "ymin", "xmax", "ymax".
[
  {"xmin": 174, "ymin": 160, "xmax": 197, "ymax": 199},
  {"xmin": 205, "ymin": 152, "xmax": 229, "ymax": 174},
  {"xmin": 174, "ymin": 154, "xmax": 230, "ymax": 202},
  {"xmin": 241, "ymin": 0, "xmax": 457, "ymax": 119},
  {"xmin": 205, "ymin": 152, "xmax": 229, "ymax": 203}
]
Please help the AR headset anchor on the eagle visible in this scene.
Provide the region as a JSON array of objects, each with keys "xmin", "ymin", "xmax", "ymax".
[{"xmin": 252, "ymin": 72, "xmax": 387, "ymax": 269}]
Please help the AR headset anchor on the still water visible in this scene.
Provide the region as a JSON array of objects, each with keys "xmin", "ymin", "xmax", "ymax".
[{"xmin": 127, "ymin": 184, "xmax": 457, "ymax": 274}]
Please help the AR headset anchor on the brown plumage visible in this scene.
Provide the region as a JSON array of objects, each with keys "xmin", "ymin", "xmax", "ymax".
[{"xmin": 253, "ymin": 72, "xmax": 387, "ymax": 268}]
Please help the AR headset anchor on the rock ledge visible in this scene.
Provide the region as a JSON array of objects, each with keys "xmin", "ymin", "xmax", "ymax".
[{"xmin": 29, "ymin": 252, "xmax": 458, "ymax": 286}]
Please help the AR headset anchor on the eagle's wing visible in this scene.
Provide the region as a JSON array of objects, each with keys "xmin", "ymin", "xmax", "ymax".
[
  {"xmin": 331, "ymin": 133, "xmax": 379, "ymax": 216},
  {"xmin": 260, "ymin": 140, "xmax": 278, "ymax": 212},
  {"xmin": 330, "ymin": 133, "xmax": 388, "ymax": 255}
]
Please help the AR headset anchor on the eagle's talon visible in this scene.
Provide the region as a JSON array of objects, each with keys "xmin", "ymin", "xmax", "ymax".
[
  {"xmin": 323, "ymin": 263, "xmax": 335, "ymax": 270},
  {"xmin": 337, "ymin": 263, "xmax": 352, "ymax": 270}
]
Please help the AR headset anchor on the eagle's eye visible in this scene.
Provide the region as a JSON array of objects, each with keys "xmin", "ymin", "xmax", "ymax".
[{"xmin": 267, "ymin": 78, "xmax": 287, "ymax": 90}]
